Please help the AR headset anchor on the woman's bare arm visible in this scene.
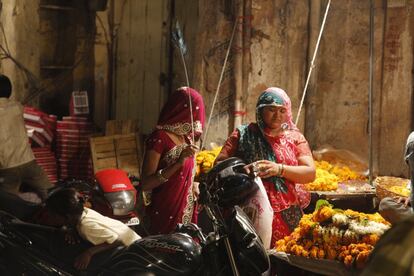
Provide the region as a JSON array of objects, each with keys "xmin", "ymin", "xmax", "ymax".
[
  {"xmin": 282, "ymin": 155, "xmax": 316, "ymax": 184},
  {"xmin": 254, "ymin": 155, "xmax": 316, "ymax": 184},
  {"xmin": 141, "ymin": 145, "xmax": 198, "ymax": 191}
]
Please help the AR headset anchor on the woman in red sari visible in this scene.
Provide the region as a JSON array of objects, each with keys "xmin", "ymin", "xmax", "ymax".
[
  {"xmin": 216, "ymin": 87, "xmax": 315, "ymax": 246},
  {"xmin": 141, "ymin": 87, "xmax": 205, "ymax": 235}
]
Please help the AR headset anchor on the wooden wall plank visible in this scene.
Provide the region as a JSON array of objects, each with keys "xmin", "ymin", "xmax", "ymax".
[
  {"xmin": 306, "ymin": 0, "xmax": 413, "ymax": 176},
  {"xmin": 306, "ymin": 1, "xmax": 374, "ymax": 155},
  {"xmin": 128, "ymin": 0, "xmax": 144, "ymax": 122},
  {"xmin": 377, "ymin": 2, "xmax": 413, "ymax": 175},
  {"xmin": 142, "ymin": 0, "xmax": 169, "ymax": 133},
  {"xmin": 105, "ymin": 119, "xmax": 139, "ymax": 135},
  {"xmin": 114, "ymin": 0, "xmax": 131, "ymax": 119},
  {"xmin": 112, "ymin": 0, "xmax": 169, "ymax": 134}
]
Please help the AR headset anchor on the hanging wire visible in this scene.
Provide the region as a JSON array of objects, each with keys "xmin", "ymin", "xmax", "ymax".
[
  {"xmin": 295, "ymin": 0, "xmax": 331, "ymax": 125},
  {"xmin": 368, "ymin": 0, "xmax": 374, "ymax": 185},
  {"xmin": 201, "ymin": 19, "xmax": 238, "ymax": 150}
]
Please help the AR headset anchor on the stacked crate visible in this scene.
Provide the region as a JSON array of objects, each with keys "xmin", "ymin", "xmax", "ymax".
[
  {"xmin": 56, "ymin": 116, "xmax": 94, "ymax": 180},
  {"xmin": 24, "ymin": 107, "xmax": 58, "ymax": 183},
  {"xmin": 32, "ymin": 147, "xmax": 58, "ymax": 183}
]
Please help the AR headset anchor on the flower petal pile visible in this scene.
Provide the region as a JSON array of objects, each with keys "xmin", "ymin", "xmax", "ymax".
[
  {"xmin": 305, "ymin": 161, "xmax": 367, "ymax": 191},
  {"xmin": 387, "ymin": 185, "xmax": 410, "ymax": 197},
  {"xmin": 195, "ymin": 147, "xmax": 222, "ymax": 176}
]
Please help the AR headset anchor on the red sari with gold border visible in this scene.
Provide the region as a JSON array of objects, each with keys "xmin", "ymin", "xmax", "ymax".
[{"xmin": 144, "ymin": 87, "xmax": 205, "ymax": 235}]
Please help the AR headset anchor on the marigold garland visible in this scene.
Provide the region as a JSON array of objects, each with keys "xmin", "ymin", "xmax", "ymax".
[{"xmin": 274, "ymin": 203, "xmax": 390, "ymax": 269}]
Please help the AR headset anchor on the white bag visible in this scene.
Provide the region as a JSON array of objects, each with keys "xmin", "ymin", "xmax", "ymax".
[{"xmin": 241, "ymin": 177, "xmax": 273, "ymax": 249}]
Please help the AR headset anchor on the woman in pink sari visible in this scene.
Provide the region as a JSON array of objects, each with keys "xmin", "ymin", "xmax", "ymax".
[
  {"xmin": 216, "ymin": 87, "xmax": 315, "ymax": 246},
  {"xmin": 141, "ymin": 87, "xmax": 205, "ymax": 235}
]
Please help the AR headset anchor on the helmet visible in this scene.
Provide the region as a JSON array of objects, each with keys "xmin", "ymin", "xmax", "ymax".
[{"xmin": 206, "ymin": 157, "xmax": 258, "ymax": 208}]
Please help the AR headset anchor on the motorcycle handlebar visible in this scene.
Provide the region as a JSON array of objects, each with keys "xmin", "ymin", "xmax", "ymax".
[
  {"xmin": 176, "ymin": 223, "xmax": 207, "ymax": 244},
  {"xmin": 198, "ymin": 182, "xmax": 214, "ymax": 205}
]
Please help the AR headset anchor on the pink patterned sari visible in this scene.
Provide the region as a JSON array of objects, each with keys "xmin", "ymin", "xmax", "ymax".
[{"xmin": 220, "ymin": 87, "xmax": 312, "ymax": 245}]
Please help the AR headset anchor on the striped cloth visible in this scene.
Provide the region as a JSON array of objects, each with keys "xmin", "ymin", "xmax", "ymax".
[{"xmin": 405, "ymin": 132, "xmax": 414, "ymax": 209}]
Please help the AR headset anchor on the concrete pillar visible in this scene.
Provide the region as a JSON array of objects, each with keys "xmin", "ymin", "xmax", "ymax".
[{"xmin": 0, "ymin": 0, "xmax": 40, "ymax": 103}]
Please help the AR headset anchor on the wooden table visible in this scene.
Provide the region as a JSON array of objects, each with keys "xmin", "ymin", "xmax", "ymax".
[
  {"xmin": 269, "ymin": 250, "xmax": 360, "ymax": 276},
  {"xmin": 304, "ymin": 188, "xmax": 377, "ymax": 214}
]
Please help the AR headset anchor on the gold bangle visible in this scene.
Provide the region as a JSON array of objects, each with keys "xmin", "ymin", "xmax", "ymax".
[
  {"xmin": 277, "ymin": 163, "xmax": 281, "ymax": 176},
  {"xmin": 280, "ymin": 164, "xmax": 285, "ymax": 177},
  {"xmin": 156, "ymin": 169, "xmax": 168, "ymax": 183}
]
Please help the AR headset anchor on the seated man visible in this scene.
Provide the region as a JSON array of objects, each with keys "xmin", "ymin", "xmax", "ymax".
[
  {"xmin": 362, "ymin": 132, "xmax": 414, "ymax": 275},
  {"xmin": 45, "ymin": 188, "xmax": 141, "ymax": 270},
  {"xmin": 407, "ymin": 132, "xmax": 414, "ymax": 205},
  {"xmin": 378, "ymin": 131, "xmax": 414, "ymax": 224},
  {"xmin": 379, "ymin": 196, "xmax": 411, "ymax": 224}
]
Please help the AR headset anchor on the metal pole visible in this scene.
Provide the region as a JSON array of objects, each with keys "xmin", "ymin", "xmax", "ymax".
[
  {"xmin": 368, "ymin": 0, "xmax": 374, "ymax": 185},
  {"xmin": 295, "ymin": 0, "xmax": 331, "ymax": 125},
  {"xmin": 223, "ymin": 237, "xmax": 240, "ymax": 276}
]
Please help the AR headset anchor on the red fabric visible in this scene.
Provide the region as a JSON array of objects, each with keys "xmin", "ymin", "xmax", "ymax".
[
  {"xmin": 156, "ymin": 87, "xmax": 205, "ymax": 143},
  {"xmin": 145, "ymin": 130, "xmax": 198, "ymax": 235},
  {"xmin": 146, "ymin": 87, "xmax": 205, "ymax": 234},
  {"xmin": 219, "ymin": 129, "xmax": 240, "ymax": 158},
  {"xmin": 220, "ymin": 127, "xmax": 312, "ymax": 244}
]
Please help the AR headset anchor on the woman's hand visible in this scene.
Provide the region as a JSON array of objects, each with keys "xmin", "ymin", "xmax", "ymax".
[
  {"xmin": 192, "ymin": 181, "xmax": 200, "ymax": 201},
  {"xmin": 255, "ymin": 160, "xmax": 281, "ymax": 178},
  {"xmin": 178, "ymin": 144, "xmax": 199, "ymax": 164},
  {"xmin": 246, "ymin": 156, "xmax": 315, "ymax": 183},
  {"xmin": 245, "ymin": 160, "xmax": 281, "ymax": 178},
  {"xmin": 243, "ymin": 162, "xmax": 256, "ymax": 175}
]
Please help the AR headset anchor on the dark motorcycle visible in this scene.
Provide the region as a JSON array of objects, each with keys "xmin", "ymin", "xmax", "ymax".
[{"xmin": 0, "ymin": 157, "xmax": 270, "ymax": 275}]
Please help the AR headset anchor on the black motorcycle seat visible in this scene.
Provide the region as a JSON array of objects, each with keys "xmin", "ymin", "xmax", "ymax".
[
  {"xmin": 88, "ymin": 245, "xmax": 126, "ymax": 270},
  {"xmin": 50, "ymin": 239, "xmax": 126, "ymax": 270},
  {"xmin": 8, "ymin": 218, "xmax": 127, "ymax": 271}
]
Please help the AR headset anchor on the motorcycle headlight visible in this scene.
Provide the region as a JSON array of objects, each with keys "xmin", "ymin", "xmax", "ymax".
[{"xmin": 104, "ymin": 190, "xmax": 135, "ymax": 216}]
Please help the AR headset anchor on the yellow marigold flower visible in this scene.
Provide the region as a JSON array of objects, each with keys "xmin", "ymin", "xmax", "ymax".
[
  {"xmin": 195, "ymin": 147, "xmax": 222, "ymax": 176},
  {"xmin": 388, "ymin": 185, "xmax": 410, "ymax": 197},
  {"xmin": 304, "ymin": 168, "xmax": 339, "ymax": 191}
]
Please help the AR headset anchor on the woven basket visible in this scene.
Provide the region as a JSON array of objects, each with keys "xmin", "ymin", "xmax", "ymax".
[{"xmin": 375, "ymin": 176, "xmax": 410, "ymax": 201}]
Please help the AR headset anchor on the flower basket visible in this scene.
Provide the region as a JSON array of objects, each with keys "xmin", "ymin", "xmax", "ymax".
[{"xmin": 375, "ymin": 176, "xmax": 410, "ymax": 201}]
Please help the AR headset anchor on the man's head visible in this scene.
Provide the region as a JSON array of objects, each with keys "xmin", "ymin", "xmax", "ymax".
[
  {"xmin": 46, "ymin": 188, "xmax": 84, "ymax": 226},
  {"xmin": 405, "ymin": 132, "xmax": 414, "ymax": 181},
  {"xmin": 0, "ymin": 75, "xmax": 12, "ymax": 98}
]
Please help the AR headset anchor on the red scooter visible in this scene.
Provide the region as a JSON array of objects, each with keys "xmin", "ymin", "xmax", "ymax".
[
  {"xmin": 61, "ymin": 168, "xmax": 140, "ymax": 227},
  {"xmin": 92, "ymin": 168, "xmax": 140, "ymax": 226}
]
